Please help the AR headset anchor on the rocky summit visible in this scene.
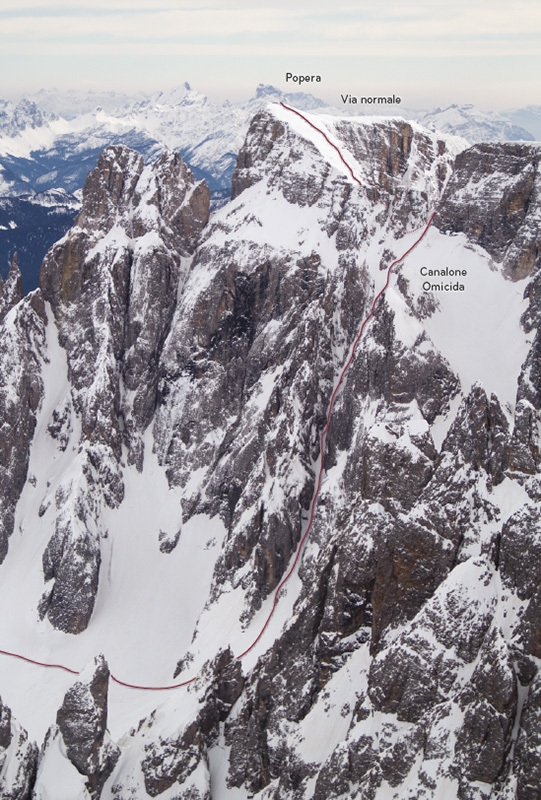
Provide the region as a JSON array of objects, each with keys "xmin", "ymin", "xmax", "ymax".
[{"xmin": 0, "ymin": 103, "xmax": 540, "ymax": 799}]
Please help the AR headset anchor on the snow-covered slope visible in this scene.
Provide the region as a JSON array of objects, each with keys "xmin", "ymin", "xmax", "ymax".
[{"xmin": 0, "ymin": 103, "xmax": 541, "ymax": 799}]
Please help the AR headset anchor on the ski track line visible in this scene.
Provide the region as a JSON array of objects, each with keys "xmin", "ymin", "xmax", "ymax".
[
  {"xmin": 0, "ymin": 104, "xmax": 436, "ymax": 692},
  {"xmin": 279, "ymin": 102, "xmax": 366, "ymax": 191},
  {"xmin": 279, "ymin": 101, "xmax": 434, "ymax": 236}
]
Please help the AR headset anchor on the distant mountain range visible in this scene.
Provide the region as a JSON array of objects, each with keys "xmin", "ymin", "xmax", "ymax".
[{"xmin": 0, "ymin": 83, "xmax": 539, "ymax": 290}]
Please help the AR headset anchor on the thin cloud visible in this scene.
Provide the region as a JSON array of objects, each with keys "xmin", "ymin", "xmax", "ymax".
[
  {"xmin": 0, "ymin": 8, "xmax": 303, "ymax": 40},
  {"xmin": 0, "ymin": 0, "xmax": 541, "ymax": 56},
  {"xmin": 1, "ymin": 3, "xmax": 540, "ymax": 55},
  {"xmin": 0, "ymin": 0, "xmax": 539, "ymax": 106}
]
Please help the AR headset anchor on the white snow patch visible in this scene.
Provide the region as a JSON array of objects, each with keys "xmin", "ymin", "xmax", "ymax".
[
  {"xmin": 33, "ymin": 728, "xmax": 90, "ymax": 800},
  {"xmin": 208, "ymin": 725, "xmax": 247, "ymax": 800},
  {"xmin": 297, "ymin": 644, "xmax": 370, "ymax": 764},
  {"xmin": 490, "ymin": 476, "xmax": 532, "ymax": 524},
  {"xmin": 400, "ymin": 228, "xmax": 531, "ymax": 408}
]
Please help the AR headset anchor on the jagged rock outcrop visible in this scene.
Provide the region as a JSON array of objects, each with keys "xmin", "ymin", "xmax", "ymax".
[
  {"xmin": 40, "ymin": 144, "xmax": 210, "ymax": 474},
  {"xmin": 0, "ymin": 696, "xmax": 37, "ymax": 800},
  {"xmin": 92, "ymin": 649, "xmax": 244, "ymax": 799},
  {"xmin": 509, "ymin": 329, "xmax": 541, "ymax": 474},
  {"xmin": 441, "ymin": 383, "xmax": 509, "ymax": 483},
  {"xmin": 435, "ymin": 142, "xmax": 541, "ymax": 280},
  {"xmin": 34, "ymin": 656, "xmax": 119, "ymax": 799},
  {"xmin": 141, "ymin": 650, "xmax": 243, "ymax": 797},
  {"xmin": 0, "ymin": 290, "xmax": 46, "ymax": 563},
  {"xmin": 515, "ymin": 671, "xmax": 541, "ymax": 800},
  {"xmin": 34, "ymin": 145, "xmax": 210, "ymax": 633}
]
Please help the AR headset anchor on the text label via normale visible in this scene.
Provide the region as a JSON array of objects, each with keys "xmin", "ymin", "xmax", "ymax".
[{"xmin": 342, "ymin": 94, "xmax": 401, "ymax": 105}]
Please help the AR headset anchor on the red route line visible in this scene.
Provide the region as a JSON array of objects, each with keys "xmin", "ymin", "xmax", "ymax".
[
  {"xmin": 0, "ymin": 646, "xmax": 192, "ymax": 690},
  {"xmin": 0, "ymin": 648, "xmax": 79, "ymax": 675},
  {"xmin": 279, "ymin": 102, "xmax": 365, "ymax": 191},
  {"xmin": 0, "ymin": 105, "xmax": 436, "ymax": 691},
  {"xmin": 110, "ymin": 673, "xmax": 194, "ymax": 690},
  {"xmin": 279, "ymin": 101, "xmax": 432, "ymax": 237},
  {"xmin": 237, "ymin": 210, "xmax": 435, "ymax": 658}
]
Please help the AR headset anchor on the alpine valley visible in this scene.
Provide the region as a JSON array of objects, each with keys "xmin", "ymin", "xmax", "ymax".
[{"xmin": 0, "ymin": 96, "xmax": 540, "ymax": 800}]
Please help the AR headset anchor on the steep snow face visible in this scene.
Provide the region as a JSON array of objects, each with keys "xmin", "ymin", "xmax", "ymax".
[
  {"xmin": 0, "ymin": 104, "xmax": 541, "ymax": 799},
  {"xmin": 394, "ymin": 227, "xmax": 532, "ymax": 407}
]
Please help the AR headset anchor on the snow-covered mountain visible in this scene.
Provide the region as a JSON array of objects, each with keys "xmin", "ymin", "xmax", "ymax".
[
  {"xmin": 507, "ymin": 105, "xmax": 541, "ymax": 142},
  {"xmin": 0, "ymin": 86, "xmax": 535, "ymax": 208},
  {"xmin": 0, "ymin": 97, "xmax": 50, "ymax": 138},
  {"xmin": 0, "ymin": 101, "xmax": 540, "ymax": 798},
  {"xmin": 0, "ymin": 84, "xmax": 330, "ymax": 204},
  {"xmin": 0, "ymin": 84, "xmax": 537, "ymax": 296}
]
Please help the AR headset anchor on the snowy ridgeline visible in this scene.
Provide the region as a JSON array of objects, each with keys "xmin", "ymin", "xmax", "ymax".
[
  {"xmin": 0, "ymin": 104, "xmax": 540, "ymax": 798},
  {"xmin": 0, "ymin": 85, "xmax": 538, "ymax": 202},
  {"xmin": 1, "ymin": 83, "xmax": 539, "ymax": 293}
]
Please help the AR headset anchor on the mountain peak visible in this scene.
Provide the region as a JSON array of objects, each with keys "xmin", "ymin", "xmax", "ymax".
[{"xmin": 255, "ymin": 83, "xmax": 282, "ymax": 99}]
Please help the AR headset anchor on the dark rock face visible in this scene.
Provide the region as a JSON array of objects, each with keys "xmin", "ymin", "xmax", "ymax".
[
  {"xmin": 226, "ymin": 609, "xmax": 325, "ymax": 795},
  {"xmin": 156, "ymin": 241, "xmax": 335, "ymax": 614},
  {"xmin": 38, "ymin": 509, "xmax": 102, "ymax": 634},
  {"xmin": 441, "ymin": 384, "xmax": 509, "ymax": 483},
  {"xmin": 54, "ymin": 656, "xmax": 119, "ymax": 799},
  {"xmin": 0, "ymin": 254, "xmax": 23, "ymax": 323},
  {"xmin": 500, "ymin": 504, "xmax": 541, "ymax": 601},
  {"xmin": 0, "ymin": 291, "xmax": 46, "ymax": 563},
  {"xmin": 40, "ymin": 145, "xmax": 210, "ymax": 474},
  {"xmin": 140, "ymin": 650, "xmax": 243, "ymax": 798},
  {"xmin": 0, "ymin": 697, "xmax": 37, "ymax": 800},
  {"xmin": 453, "ymin": 628, "xmax": 517, "ymax": 786},
  {"xmin": 515, "ymin": 672, "xmax": 541, "ymax": 800},
  {"xmin": 369, "ymin": 559, "xmax": 498, "ymax": 722},
  {"xmin": 500, "ymin": 504, "xmax": 541, "ymax": 660},
  {"xmin": 435, "ymin": 143, "xmax": 541, "ymax": 280},
  {"xmin": 509, "ymin": 329, "xmax": 541, "ymax": 474}
]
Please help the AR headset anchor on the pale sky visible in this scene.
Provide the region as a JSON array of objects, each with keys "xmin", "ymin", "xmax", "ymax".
[{"xmin": 0, "ymin": 0, "xmax": 539, "ymax": 109}]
